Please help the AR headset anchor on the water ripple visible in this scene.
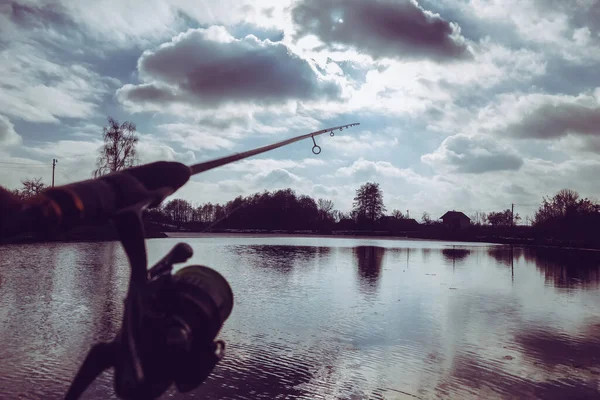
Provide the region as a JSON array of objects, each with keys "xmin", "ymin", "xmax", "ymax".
[{"xmin": 1, "ymin": 239, "xmax": 599, "ymax": 399}]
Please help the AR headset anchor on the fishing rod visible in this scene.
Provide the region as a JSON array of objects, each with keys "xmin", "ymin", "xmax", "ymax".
[
  {"xmin": 0, "ymin": 122, "xmax": 359, "ymax": 400},
  {"xmin": 1, "ymin": 122, "xmax": 359, "ymax": 240}
]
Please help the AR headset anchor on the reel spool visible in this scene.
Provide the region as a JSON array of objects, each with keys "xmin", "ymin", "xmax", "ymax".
[{"xmin": 65, "ymin": 210, "xmax": 234, "ymax": 400}]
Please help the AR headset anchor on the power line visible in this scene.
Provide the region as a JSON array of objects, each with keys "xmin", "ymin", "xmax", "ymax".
[
  {"xmin": 0, "ymin": 161, "xmax": 47, "ymax": 166},
  {"xmin": 0, "ymin": 166, "xmax": 47, "ymax": 171},
  {"xmin": 0, "ymin": 164, "xmax": 46, "ymax": 168}
]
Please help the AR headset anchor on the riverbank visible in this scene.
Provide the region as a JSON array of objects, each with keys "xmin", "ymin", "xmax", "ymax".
[
  {"xmin": 3, "ymin": 221, "xmax": 167, "ymax": 245},
  {"xmin": 163, "ymin": 228, "xmax": 600, "ymax": 251},
  {"xmin": 5, "ymin": 224, "xmax": 600, "ymax": 251}
]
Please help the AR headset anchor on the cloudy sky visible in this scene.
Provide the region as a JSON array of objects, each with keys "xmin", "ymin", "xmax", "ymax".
[{"xmin": 1, "ymin": 0, "xmax": 600, "ymax": 221}]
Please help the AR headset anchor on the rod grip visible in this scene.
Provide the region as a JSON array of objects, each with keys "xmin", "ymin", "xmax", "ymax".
[{"xmin": 0, "ymin": 161, "xmax": 191, "ymax": 239}]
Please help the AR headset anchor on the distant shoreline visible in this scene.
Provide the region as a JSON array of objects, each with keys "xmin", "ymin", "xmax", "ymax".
[
  {"xmin": 5, "ymin": 228, "xmax": 600, "ymax": 252},
  {"xmin": 160, "ymin": 230, "xmax": 600, "ymax": 251}
]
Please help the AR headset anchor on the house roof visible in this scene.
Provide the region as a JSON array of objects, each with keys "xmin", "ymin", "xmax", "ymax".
[{"xmin": 439, "ymin": 211, "xmax": 470, "ymax": 220}]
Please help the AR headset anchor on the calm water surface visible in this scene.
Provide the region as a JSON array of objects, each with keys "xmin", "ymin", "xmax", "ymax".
[{"xmin": 1, "ymin": 235, "xmax": 600, "ymax": 399}]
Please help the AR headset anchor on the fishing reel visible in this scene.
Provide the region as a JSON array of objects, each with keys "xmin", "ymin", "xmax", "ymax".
[
  {"xmin": 0, "ymin": 122, "xmax": 360, "ymax": 399},
  {"xmin": 65, "ymin": 207, "xmax": 234, "ymax": 400}
]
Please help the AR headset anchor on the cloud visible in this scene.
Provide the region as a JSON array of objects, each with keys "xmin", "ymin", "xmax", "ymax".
[
  {"xmin": 312, "ymin": 183, "xmax": 339, "ymax": 197},
  {"xmin": 502, "ymin": 183, "xmax": 530, "ymax": 197},
  {"xmin": 0, "ymin": 1, "xmax": 81, "ymax": 48},
  {"xmin": 2, "ymin": 1, "xmax": 72, "ymax": 31},
  {"xmin": 14, "ymin": 139, "xmax": 102, "ymax": 186},
  {"xmin": 0, "ymin": 115, "xmax": 21, "ymax": 145},
  {"xmin": 456, "ymin": 0, "xmax": 600, "ymax": 64},
  {"xmin": 291, "ymin": 0, "xmax": 471, "ymax": 61},
  {"xmin": 159, "ymin": 123, "xmax": 237, "ymax": 151},
  {"xmin": 422, "ymin": 134, "xmax": 523, "ymax": 173},
  {"xmin": 228, "ymin": 22, "xmax": 285, "ymax": 42},
  {"xmin": 224, "ymin": 158, "xmax": 325, "ymax": 172},
  {"xmin": 551, "ymin": 135, "xmax": 600, "ymax": 155},
  {"xmin": 52, "ymin": 0, "xmax": 291, "ymax": 47},
  {"xmin": 525, "ymin": 0, "xmax": 600, "ymax": 43},
  {"xmin": 0, "ymin": 43, "xmax": 118, "ymax": 123},
  {"xmin": 26, "ymin": 139, "xmax": 102, "ymax": 159},
  {"xmin": 249, "ymin": 168, "xmax": 310, "ymax": 188},
  {"xmin": 195, "ymin": 114, "xmax": 252, "ymax": 130},
  {"xmin": 478, "ymin": 91, "xmax": 600, "ymax": 140},
  {"xmin": 117, "ymin": 26, "xmax": 342, "ymax": 112},
  {"xmin": 3, "ymin": 0, "xmax": 600, "ymax": 224},
  {"xmin": 19, "ymin": 135, "xmax": 196, "ymax": 185},
  {"xmin": 329, "ymin": 131, "xmax": 399, "ymax": 155},
  {"xmin": 335, "ymin": 157, "xmax": 421, "ymax": 180},
  {"xmin": 466, "ymin": 0, "xmax": 570, "ymax": 44},
  {"xmin": 335, "ymin": 40, "xmax": 545, "ymax": 118},
  {"xmin": 513, "ymin": 103, "xmax": 600, "ymax": 139},
  {"xmin": 135, "ymin": 136, "xmax": 197, "ymax": 165}
]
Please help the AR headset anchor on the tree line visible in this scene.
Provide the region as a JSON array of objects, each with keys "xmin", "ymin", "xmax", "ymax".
[
  {"xmin": 144, "ymin": 182, "xmax": 420, "ymax": 232},
  {"xmin": 7, "ymin": 116, "xmax": 600, "ymax": 241}
]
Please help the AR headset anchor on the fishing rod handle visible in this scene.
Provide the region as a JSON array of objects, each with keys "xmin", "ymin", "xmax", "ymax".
[{"xmin": 0, "ymin": 161, "xmax": 191, "ymax": 239}]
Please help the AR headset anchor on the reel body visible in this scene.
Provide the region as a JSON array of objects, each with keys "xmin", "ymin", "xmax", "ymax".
[{"xmin": 65, "ymin": 208, "xmax": 234, "ymax": 400}]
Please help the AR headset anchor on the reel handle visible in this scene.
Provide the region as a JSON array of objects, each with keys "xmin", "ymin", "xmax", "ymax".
[{"xmin": 64, "ymin": 207, "xmax": 232, "ymax": 400}]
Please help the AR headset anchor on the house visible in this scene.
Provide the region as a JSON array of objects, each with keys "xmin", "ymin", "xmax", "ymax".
[{"xmin": 439, "ymin": 211, "xmax": 471, "ymax": 229}]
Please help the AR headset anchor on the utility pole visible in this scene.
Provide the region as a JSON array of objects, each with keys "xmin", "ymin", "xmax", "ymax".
[
  {"xmin": 407, "ymin": 209, "xmax": 409, "ymax": 219},
  {"xmin": 511, "ymin": 203, "xmax": 514, "ymax": 226},
  {"xmin": 52, "ymin": 158, "xmax": 58, "ymax": 187}
]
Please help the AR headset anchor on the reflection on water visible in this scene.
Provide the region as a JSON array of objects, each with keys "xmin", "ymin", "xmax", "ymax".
[
  {"xmin": 487, "ymin": 246, "xmax": 514, "ymax": 267},
  {"xmin": 441, "ymin": 247, "xmax": 472, "ymax": 266},
  {"xmin": 232, "ymin": 244, "xmax": 331, "ymax": 274},
  {"xmin": 1, "ymin": 238, "xmax": 600, "ymax": 399},
  {"xmin": 353, "ymin": 246, "xmax": 385, "ymax": 296},
  {"xmin": 524, "ymin": 247, "xmax": 600, "ymax": 289}
]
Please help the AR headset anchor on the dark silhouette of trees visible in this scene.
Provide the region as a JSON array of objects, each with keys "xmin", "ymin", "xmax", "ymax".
[
  {"xmin": 487, "ymin": 209, "xmax": 520, "ymax": 226},
  {"xmin": 12, "ymin": 177, "xmax": 47, "ymax": 200},
  {"xmin": 317, "ymin": 198, "xmax": 335, "ymax": 222},
  {"xmin": 391, "ymin": 209, "xmax": 405, "ymax": 219},
  {"xmin": 144, "ymin": 187, "xmax": 359, "ymax": 232},
  {"xmin": 421, "ymin": 211, "xmax": 431, "ymax": 225},
  {"xmin": 532, "ymin": 189, "xmax": 600, "ymax": 242},
  {"xmin": 138, "ymin": 182, "xmax": 600, "ymax": 248},
  {"xmin": 93, "ymin": 117, "xmax": 138, "ymax": 177},
  {"xmin": 533, "ymin": 189, "xmax": 596, "ymax": 225},
  {"xmin": 352, "ymin": 182, "xmax": 386, "ymax": 227},
  {"xmin": 469, "ymin": 211, "xmax": 488, "ymax": 226},
  {"xmin": 147, "ymin": 189, "xmax": 331, "ymax": 232},
  {"xmin": 163, "ymin": 199, "xmax": 194, "ymax": 226}
]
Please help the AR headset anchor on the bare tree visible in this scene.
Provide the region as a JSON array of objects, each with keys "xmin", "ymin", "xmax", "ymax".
[
  {"xmin": 93, "ymin": 116, "xmax": 138, "ymax": 177},
  {"xmin": 317, "ymin": 198, "xmax": 335, "ymax": 221},
  {"xmin": 391, "ymin": 209, "xmax": 405, "ymax": 219},
  {"xmin": 421, "ymin": 211, "xmax": 431, "ymax": 225},
  {"xmin": 16, "ymin": 177, "xmax": 47, "ymax": 199},
  {"xmin": 469, "ymin": 211, "xmax": 488, "ymax": 226},
  {"xmin": 163, "ymin": 199, "xmax": 193, "ymax": 226}
]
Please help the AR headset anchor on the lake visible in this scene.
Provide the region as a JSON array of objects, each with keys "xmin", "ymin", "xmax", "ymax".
[{"xmin": 1, "ymin": 235, "xmax": 599, "ymax": 399}]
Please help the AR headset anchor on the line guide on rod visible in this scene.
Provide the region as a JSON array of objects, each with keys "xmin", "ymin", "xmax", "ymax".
[
  {"xmin": 189, "ymin": 123, "xmax": 360, "ymax": 175},
  {"xmin": 1, "ymin": 122, "xmax": 361, "ymax": 240}
]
